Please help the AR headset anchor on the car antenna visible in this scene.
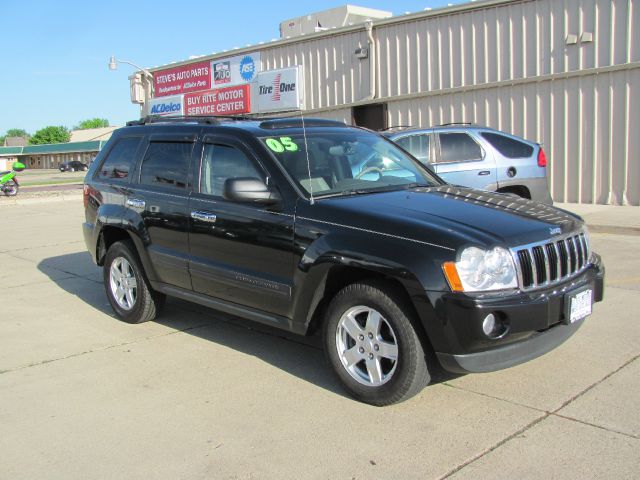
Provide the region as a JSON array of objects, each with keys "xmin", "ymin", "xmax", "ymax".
[{"xmin": 300, "ymin": 110, "xmax": 314, "ymax": 205}]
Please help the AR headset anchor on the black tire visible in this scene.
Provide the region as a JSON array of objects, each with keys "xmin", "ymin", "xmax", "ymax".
[
  {"xmin": 3, "ymin": 181, "xmax": 18, "ymax": 196},
  {"xmin": 324, "ymin": 280, "xmax": 430, "ymax": 406},
  {"xmin": 103, "ymin": 240, "xmax": 165, "ymax": 323}
]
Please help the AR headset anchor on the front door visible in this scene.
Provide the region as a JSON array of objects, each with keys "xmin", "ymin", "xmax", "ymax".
[{"xmin": 188, "ymin": 136, "xmax": 295, "ymax": 317}]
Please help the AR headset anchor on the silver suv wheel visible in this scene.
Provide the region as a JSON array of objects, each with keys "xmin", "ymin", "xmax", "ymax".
[
  {"xmin": 335, "ymin": 305, "xmax": 399, "ymax": 386},
  {"xmin": 109, "ymin": 257, "xmax": 137, "ymax": 310}
]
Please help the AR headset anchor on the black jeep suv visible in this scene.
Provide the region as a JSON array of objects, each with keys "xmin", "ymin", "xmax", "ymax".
[{"xmin": 83, "ymin": 116, "xmax": 604, "ymax": 405}]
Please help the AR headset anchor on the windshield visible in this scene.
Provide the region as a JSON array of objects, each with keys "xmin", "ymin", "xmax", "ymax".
[{"xmin": 260, "ymin": 130, "xmax": 441, "ymax": 198}]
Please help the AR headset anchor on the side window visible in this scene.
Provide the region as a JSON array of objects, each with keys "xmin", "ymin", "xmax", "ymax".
[
  {"xmin": 98, "ymin": 137, "xmax": 141, "ymax": 181},
  {"xmin": 200, "ymin": 144, "xmax": 263, "ymax": 197},
  {"xmin": 139, "ymin": 142, "xmax": 192, "ymax": 189},
  {"xmin": 395, "ymin": 134, "xmax": 430, "ymax": 163},
  {"xmin": 481, "ymin": 132, "xmax": 534, "ymax": 158},
  {"xmin": 439, "ymin": 133, "xmax": 483, "ymax": 163}
]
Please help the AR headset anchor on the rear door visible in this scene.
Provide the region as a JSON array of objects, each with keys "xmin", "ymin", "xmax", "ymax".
[
  {"xmin": 127, "ymin": 132, "xmax": 196, "ymax": 290},
  {"xmin": 434, "ymin": 131, "xmax": 497, "ymax": 191},
  {"xmin": 188, "ymin": 135, "xmax": 295, "ymax": 317}
]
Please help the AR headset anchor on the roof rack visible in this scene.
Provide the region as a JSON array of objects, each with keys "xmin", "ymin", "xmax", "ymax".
[
  {"xmin": 438, "ymin": 122, "xmax": 473, "ymax": 127},
  {"xmin": 258, "ymin": 118, "xmax": 347, "ymax": 129},
  {"xmin": 126, "ymin": 114, "xmax": 257, "ymax": 126},
  {"xmin": 379, "ymin": 125, "xmax": 413, "ymax": 131}
]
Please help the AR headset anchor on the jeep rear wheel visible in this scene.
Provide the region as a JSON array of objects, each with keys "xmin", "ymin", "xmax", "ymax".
[
  {"xmin": 324, "ymin": 280, "xmax": 430, "ymax": 406},
  {"xmin": 103, "ymin": 240, "xmax": 165, "ymax": 323}
]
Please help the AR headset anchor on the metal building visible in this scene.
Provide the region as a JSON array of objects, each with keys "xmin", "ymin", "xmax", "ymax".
[{"xmin": 140, "ymin": 0, "xmax": 639, "ymax": 205}]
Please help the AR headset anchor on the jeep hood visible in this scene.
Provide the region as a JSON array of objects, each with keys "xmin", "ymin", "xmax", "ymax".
[{"xmin": 309, "ymin": 185, "xmax": 582, "ymax": 249}]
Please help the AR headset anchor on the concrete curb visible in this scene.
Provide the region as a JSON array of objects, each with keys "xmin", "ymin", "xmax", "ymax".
[
  {"xmin": 588, "ymin": 225, "xmax": 640, "ymax": 236},
  {"xmin": 0, "ymin": 192, "xmax": 82, "ymax": 206}
]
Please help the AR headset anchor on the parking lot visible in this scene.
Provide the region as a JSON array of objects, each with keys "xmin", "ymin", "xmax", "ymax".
[{"xmin": 0, "ymin": 199, "xmax": 638, "ymax": 479}]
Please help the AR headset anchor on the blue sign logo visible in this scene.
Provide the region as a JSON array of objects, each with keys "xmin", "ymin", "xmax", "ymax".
[
  {"xmin": 239, "ymin": 56, "xmax": 256, "ymax": 82},
  {"xmin": 151, "ymin": 102, "xmax": 181, "ymax": 114}
]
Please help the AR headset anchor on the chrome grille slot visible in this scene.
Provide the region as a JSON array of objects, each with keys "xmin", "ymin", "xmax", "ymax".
[
  {"xmin": 574, "ymin": 235, "xmax": 584, "ymax": 268},
  {"xmin": 545, "ymin": 243, "xmax": 558, "ymax": 281},
  {"xmin": 518, "ymin": 250, "xmax": 534, "ymax": 288},
  {"xmin": 513, "ymin": 230, "xmax": 591, "ymax": 291},
  {"xmin": 566, "ymin": 238, "xmax": 576, "ymax": 274},
  {"xmin": 531, "ymin": 246, "xmax": 547, "ymax": 284},
  {"xmin": 557, "ymin": 241, "xmax": 569, "ymax": 277}
]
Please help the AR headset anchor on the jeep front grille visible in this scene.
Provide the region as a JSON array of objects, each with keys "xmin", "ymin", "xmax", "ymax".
[{"xmin": 513, "ymin": 232, "xmax": 590, "ymax": 290}]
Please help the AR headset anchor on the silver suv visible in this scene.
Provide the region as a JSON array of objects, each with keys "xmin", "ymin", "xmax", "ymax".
[{"xmin": 384, "ymin": 124, "xmax": 552, "ymax": 204}]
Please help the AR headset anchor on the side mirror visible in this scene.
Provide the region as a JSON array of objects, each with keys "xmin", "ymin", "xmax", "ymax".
[{"xmin": 223, "ymin": 177, "xmax": 281, "ymax": 204}]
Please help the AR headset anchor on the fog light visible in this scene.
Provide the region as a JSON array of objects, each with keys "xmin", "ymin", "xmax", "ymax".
[
  {"xmin": 482, "ymin": 313, "xmax": 508, "ymax": 338},
  {"xmin": 482, "ymin": 314, "xmax": 497, "ymax": 336}
]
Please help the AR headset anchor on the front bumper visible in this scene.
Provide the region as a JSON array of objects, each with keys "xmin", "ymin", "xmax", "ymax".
[{"xmin": 434, "ymin": 254, "xmax": 604, "ymax": 374}]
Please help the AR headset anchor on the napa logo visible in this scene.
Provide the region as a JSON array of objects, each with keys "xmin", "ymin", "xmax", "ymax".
[
  {"xmin": 239, "ymin": 55, "xmax": 256, "ymax": 82},
  {"xmin": 150, "ymin": 101, "xmax": 182, "ymax": 115}
]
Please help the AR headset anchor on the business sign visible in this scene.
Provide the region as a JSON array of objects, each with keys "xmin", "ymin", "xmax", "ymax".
[
  {"xmin": 184, "ymin": 84, "xmax": 251, "ymax": 116},
  {"xmin": 148, "ymin": 94, "xmax": 184, "ymax": 116},
  {"xmin": 257, "ymin": 66, "xmax": 304, "ymax": 113},
  {"xmin": 212, "ymin": 53, "xmax": 261, "ymax": 86},
  {"xmin": 153, "ymin": 60, "xmax": 211, "ymax": 97}
]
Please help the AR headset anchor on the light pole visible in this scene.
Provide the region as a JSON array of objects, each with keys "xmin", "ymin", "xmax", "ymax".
[{"xmin": 108, "ymin": 56, "xmax": 154, "ymax": 116}]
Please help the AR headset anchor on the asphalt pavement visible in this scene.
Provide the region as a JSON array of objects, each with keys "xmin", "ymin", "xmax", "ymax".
[{"xmin": 0, "ymin": 199, "xmax": 638, "ymax": 479}]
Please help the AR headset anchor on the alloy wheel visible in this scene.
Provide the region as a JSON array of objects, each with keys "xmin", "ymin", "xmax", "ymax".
[
  {"xmin": 109, "ymin": 257, "xmax": 137, "ymax": 310},
  {"xmin": 335, "ymin": 306, "xmax": 399, "ymax": 386}
]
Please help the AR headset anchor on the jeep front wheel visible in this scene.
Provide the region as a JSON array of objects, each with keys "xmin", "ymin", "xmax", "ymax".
[
  {"xmin": 324, "ymin": 281, "xmax": 430, "ymax": 406},
  {"xmin": 103, "ymin": 240, "xmax": 165, "ymax": 323}
]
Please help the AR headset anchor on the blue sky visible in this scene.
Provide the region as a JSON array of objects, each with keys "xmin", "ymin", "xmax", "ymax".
[{"xmin": 1, "ymin": 0, "xmax": 454, "ymax": 135}]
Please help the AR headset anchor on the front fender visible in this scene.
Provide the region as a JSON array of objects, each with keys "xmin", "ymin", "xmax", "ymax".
[{"xmin": 291, "ymin": 227, "xmax": 452, "ymax": 333}]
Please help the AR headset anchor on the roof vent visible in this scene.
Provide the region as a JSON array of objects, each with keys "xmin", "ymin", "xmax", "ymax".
[{"xmin": 279, "ymin": 5, "xmax": 391, "ymax": 38}]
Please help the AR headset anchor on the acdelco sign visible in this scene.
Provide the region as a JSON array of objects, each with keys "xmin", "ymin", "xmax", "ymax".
[
  {"xmin": 148, "ymin": 95, "xmax": 184, "ymax": 116},
  {"xmin": 257, "ymin": 66, "xmax": 304, "ymax": 113}
]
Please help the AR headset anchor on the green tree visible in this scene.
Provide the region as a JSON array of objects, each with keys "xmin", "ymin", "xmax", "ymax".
[
  {"xmin": 29, "ymin": 126, "xmax": 70, "ymax": 145},
  {"xmin": 74, "ymin": 118, "xmax": 109, "ymax": 130},
  {"xmin": 6, "ymin": 128, "xmax": 29, "ymax": 138},
  {"xmin": 1, "ymin": 128, "xmax": 29, "ymax": 145}
]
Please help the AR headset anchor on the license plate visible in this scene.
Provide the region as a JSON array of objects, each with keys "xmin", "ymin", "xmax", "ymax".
[{"xmin": 566, "ymin": 288, "xmax": 593, "ymax": 323}]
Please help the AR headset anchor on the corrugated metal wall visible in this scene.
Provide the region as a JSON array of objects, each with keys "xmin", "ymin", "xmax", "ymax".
[
  {"xmin": 374, "ymin": 0, "xmax": 639, "ymax": 205},
  {"xmin": 261, "ymin": 31, "xmax": 370, "ymax": 110},
  {"xmin": 258, "ymin": 0, "xmax": 638, "ymax": 205}
]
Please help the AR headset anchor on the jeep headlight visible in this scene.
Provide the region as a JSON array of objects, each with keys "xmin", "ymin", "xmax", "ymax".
[{"xmin": 443, "ymin": 246, "xmax": 518, "ymax": 292}]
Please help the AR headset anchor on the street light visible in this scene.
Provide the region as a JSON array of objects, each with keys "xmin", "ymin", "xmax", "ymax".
[
  {"xmin": 108, "ymin": 55, "xmax": 154, "ymax": 114},
  {"xmin": 108, "ymin": 55, "xmax": 154, "ymax": 80}
]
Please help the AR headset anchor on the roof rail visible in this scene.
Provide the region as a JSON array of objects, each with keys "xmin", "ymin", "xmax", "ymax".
[
  {"xmin": 259, "ymin": 118, "xmax": 347, "ymax": 129},
  {"xmin": 126, "ymin": 115, "xmax": 259, "ymax": 126},
  {"xmin": 438, "ymin": 122, "xmax": 473, "ymax": 127},
  {"xmin": 379, "ymin": 125, "xmax": 413, "ymax": 131}
]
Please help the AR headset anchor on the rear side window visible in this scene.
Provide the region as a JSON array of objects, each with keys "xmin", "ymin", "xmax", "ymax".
[
  {"xmin": 139, "ymin": 142, "xmax": 192, "ymax": 189},
  {"xmin": 481, "ymin": 132, "xmax": 534, "ymax": 158},
  {"xmin": 395, "ymin": 134, "xmax": 430, "ymax": 163},
  {"xmin": 438, "ymin": 133, "xmax": 483, "ymax": 163},
  {"xmin": 200, "ymin": 144, "xmax": 263, "ymax": 197},
  {"xmin": 98, "ymin": 137, "xmax": 141, "ymax": 181}
]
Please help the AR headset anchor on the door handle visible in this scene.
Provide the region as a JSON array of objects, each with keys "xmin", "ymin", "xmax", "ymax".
[
  {"xmin": 478, "ymin": 170, "xmax": 491, "ymax": 176},
  {"xmin": 191, "ymin": 211, "xmax": 217, "ymax": 223},
  {"xmin": 126, "ymin": 198, "xmax": 146, "ymax": 209}
]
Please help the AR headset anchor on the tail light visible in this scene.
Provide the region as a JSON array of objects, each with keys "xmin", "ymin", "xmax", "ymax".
[
  {"xmin": 537, "ymin": 147, "xmax": 547, "ymax": 167},
  {"xmin": 83, "ymin": 184, "xmax": 90, "ymax": 208}
]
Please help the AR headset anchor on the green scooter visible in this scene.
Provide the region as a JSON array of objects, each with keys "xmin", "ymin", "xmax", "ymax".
[{"xmin": 0, "ymin": 161, "xmax": 25, "ymax": 196}]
